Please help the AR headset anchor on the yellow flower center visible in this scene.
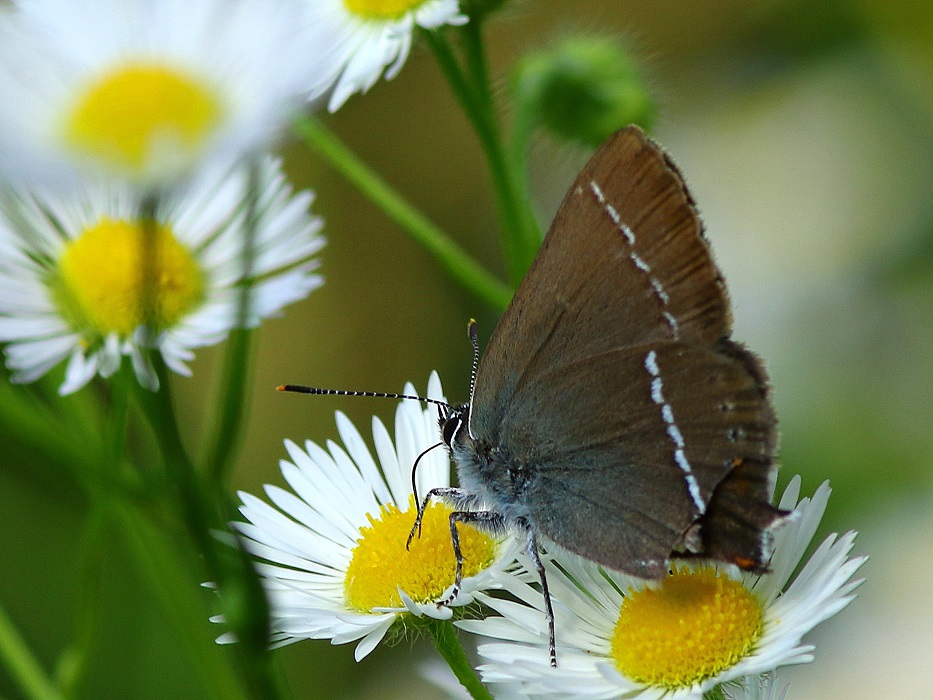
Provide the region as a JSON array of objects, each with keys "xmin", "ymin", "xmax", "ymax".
[
  {"xmin": 344, "ymin": 499, "xmax": 497, "ymax": 612},
  {"xmin": 64, "ymin": 63, "xmax": 222, "ymax": 173},
  {"xmin": 611, "ymin": 567, "xmax": 763, "ymax": 689},
  {"xmin": 56, "ymin": 217, "xmax": 204, "ymax": 337},
  {"xmin": 342, "ymin": 0, "xmax": 426, "ymax": 20}
]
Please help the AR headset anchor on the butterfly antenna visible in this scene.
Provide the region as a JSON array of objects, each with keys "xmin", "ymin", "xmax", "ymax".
[
  {"xmin": 277, "ymin": 384, "xmax": 453, "ymax": 411},
  {"xmin": 467, "ymin": 319, "xmax": 480, "ymax": 405}
]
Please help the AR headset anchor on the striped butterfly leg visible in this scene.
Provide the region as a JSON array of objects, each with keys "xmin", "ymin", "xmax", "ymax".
[
  {"xmin": 438, "ymin": 508, "xmax": 507, "ymax": 607},
  {"xmin": 520, "ymin": 522, "xmax": 558, "ymax": 668}
]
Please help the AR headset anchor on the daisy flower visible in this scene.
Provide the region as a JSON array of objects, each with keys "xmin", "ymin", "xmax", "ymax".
[
  {"xmin": 0, "ymin": 157, "xmax": 324, "ymax": 394},
  {"xmin": 305, "ymin": 0, "xmax": 468, "ymax": 112},
  {"xmin": 0, "ymin": 0, "xmax": 317, "ymax": 189},
  {"xmin": 220, "ymin": 373, "xmax": 517, "ymax": 660},
  {"xmin": 458, "ymin": 476, "xmax": 866, "ymax": 699}
]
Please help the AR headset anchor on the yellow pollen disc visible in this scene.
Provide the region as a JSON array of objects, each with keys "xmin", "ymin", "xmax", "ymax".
[
  {"xmin": 56, "ymin": 217, "xmax": 204, "ymax": 337},
  {"xmin": 344, "ymin": 499, "xmax": 496, "ymax": 612},
  {"xmin": 342, "ymin": 0, "xmax": 426, "ymax": 20},
  {"xmin": 64, "ymin": 63, "xmax": 221, "ymax": 171},
  {"xmin": 611, "ymin": 567, "xmax": 763, "ymax": 689}
]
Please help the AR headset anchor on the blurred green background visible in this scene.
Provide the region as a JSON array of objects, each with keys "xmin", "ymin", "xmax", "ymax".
[{"xmin": 2, "ymin": 0, "xmax": 932, "ymax": 697}]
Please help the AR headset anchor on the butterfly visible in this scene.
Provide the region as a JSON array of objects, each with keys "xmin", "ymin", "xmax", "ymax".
[{"xmin": 413, "ymin": 125, "xmax": 786, "ymax": 666}]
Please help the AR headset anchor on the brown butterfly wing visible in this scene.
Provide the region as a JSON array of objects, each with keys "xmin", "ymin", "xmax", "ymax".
[
  {"xmin": 467, "ymin": 126, "xmax": 782, "ymax": 577},
  {"xmin": 471, "ymin": 126, "xmax": 730, "ymax": 443}
]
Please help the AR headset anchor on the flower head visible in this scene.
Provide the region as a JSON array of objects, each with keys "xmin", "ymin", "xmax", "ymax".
[
  {"xmin": 305, "ymin": 0, "xmax": 468, "ymax": 112},
  {"xmin": 220, "ymin": 374, "xmax": 516, "ymax": 660},
  {"xmin": 0, "ymin": 158, "xmax": 324, "ymax": 393},
  {"xmin": 0, "ymin": 0, "xmax": 317, "ymax": 188},
  {"xmin": 459, "ymin": 477, "xmax": 866, "ymax": 698}
]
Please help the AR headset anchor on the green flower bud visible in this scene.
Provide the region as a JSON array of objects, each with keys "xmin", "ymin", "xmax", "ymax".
[{"xmin": 513, "ymin": 36, "xmax": 656, "ymax": 147}]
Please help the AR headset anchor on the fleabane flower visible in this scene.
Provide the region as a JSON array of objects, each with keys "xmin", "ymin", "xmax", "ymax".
[
  {"xmin": 220, "ymin": 373, "xmax": 516, "ymax": 660},
  {"xmin": 0, "ymin": 0, "xmax": 318, "ymax": 188},
  {"xmin": 0, "ymin": 158, "xmax": 324, "ymax": 394},
  {"xmin": 305, "ymin": 0, "xmax": 468, "ymax": 111},
  {"xmin": 459, "ymin": 477, "xmax": 866, "ymax": 699}
]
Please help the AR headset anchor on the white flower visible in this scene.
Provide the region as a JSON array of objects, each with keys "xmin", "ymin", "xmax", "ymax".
[
  {"xmin": 0, "ymin": 0, "xmax": 318, "ymax": 188},
  {"xmin": 458, "ymin": 477, "xmax": 866, "ymax": 699},
  {"xmin": 304, "ymin": 0, "xmax": 468, "ymax": 112},
  {"xmin": 220, "ymin": 373, "xmax": 517, "ymax": 660},
  {"xmin": 0, "ymin": 157, "xmax": 324, "ymax": 394}
]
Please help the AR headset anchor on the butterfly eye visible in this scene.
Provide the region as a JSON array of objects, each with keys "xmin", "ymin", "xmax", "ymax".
[{"xmin": 442, "ymin": 413, "xmax": 464, "ymax": 447}]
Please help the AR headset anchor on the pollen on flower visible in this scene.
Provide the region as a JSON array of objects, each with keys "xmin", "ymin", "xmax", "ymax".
[
  {"xmin": 342, "ymin": 0, "xmax": 427, "ymax": 21},
  {"xmin": 611, "ymin": 566, "xmax": 763, "ymax": 689},
  {"xmin": 64, "ymin": 63, "xmax": 221, "ymax": 172},
  {"xmin": 344, "ymin": 499, "xmax": 496, "ymax": 612},
  {"xmin": 56, "ymin": 217, "xmax": 204, "ymax": 337}
]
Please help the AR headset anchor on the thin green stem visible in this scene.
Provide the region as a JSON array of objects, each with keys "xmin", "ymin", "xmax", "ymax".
[
  {"xmin": 0, "ymin": 604, "xmax": 62, "ymax": 700},
  {"xmin": 202, "ymin": 328, "xmax": 256, "ymax": 485},
  {"xmin": 427, "ymin": 619, "xmax": 493, "ymax": 700},
  {"xmin": 425, "ymin": 26, "xmax": 541, "ymax": 286},
  {"xmin": 114, "ymin": 503, "xmax": 250, "ymax": 700},
  {"xmin": 134, "ymin": 361, "xmax": 287, "ymax": 700},
  {"xmin": 203, "ymin": 161, "xmax": 261, "ymax": 485},
  {"xmin": 56, "ymin": 505, "xmax": 108, "ymax": 698},
  {"xmin": 509, "ymin": 95, "xmax": 537, "ymax": 236},
  {"xmin": 704, "ymin": 685, "xmax": 727, "ymax": 700},
  {"xmin": 294, "ymin": 116, "xmax": 510, "ymax": 310}
]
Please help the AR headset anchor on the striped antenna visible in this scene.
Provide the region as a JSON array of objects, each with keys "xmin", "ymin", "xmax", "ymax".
[
  {"xmin": 277, "ymin": 384, "xmax": 453, "ymax": 411},
  {"xmin": 467, "ymin": 319, "xmax": 480, "ymax": 405}
]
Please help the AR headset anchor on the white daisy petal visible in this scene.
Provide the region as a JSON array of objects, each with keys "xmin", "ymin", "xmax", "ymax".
[
  {"xmin": 0, "ymin": 157, "xmax": 324, "ymax": 393},
  {"xmin": 59, "ymin": 348, "xmax": 102, "ymax": 395},
  {"xmin": 4, "ymin": 334, "xmax": 77, "ymax": 373},
  {"xmin": 335, "ymin": 411, "xmax": 393, "ymax": 506}
]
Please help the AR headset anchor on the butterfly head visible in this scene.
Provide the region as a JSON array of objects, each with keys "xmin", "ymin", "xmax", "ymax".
[{"xmin": 439, "ymin": 402, "xmax": 470, "ymax": 449}]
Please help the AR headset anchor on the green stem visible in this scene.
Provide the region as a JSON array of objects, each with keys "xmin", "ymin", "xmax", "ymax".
[
  {"xmin": 114, "ymin": 503, "xmax": 250, "ymax": 700},
  {"xmin": 294, "ymin": 116, "xmax": 511, "ymax": 310},
  {"xmin": 704, "ymin": 685, "xmax": 727, "ymax": 700},
  {"xmin": 509, "ymin": 94, "xmax": 537, "ymax": 239},
  {"xmin": 425, "ymin": 25, "xmax": 541, "ymax": 286},
  {"xmin": 0, "ymin": 603, "xmax": 62, "ymax": 700},
  {"xmin": 202, "ymin": 328, "xmax": 255, "ymax": 485},
  {"xmin": 56, "ymin": 505, "xmax": 108, "ymax": 698},
  {"xmin": 203, "ymin": 161, "xmax": 261, "ymax": 485},
  {"xmin": 428, "ymin": 619, "xmax": 493, "ymax": 700},
  {"xmin": 134, "ymin": 361, "xmax": 287, "ymax": 700}
]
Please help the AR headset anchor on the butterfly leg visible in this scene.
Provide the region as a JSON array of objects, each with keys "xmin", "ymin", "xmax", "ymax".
[
  {"xmin": 520, "ymin": 522, "xmax": 557, "ymax": 668},
  {"xmin": 438, "ymin": 510, "xmax": 505, "ymax": 608},
  {"xmin": 406, "ymin": 487, "xmax": 469, "ymax": 550}
]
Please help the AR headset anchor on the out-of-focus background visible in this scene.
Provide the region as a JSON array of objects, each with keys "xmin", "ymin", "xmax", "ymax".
[{"xmin": 2, "ymin": 0, "xmax": 932, "ymax": 697}]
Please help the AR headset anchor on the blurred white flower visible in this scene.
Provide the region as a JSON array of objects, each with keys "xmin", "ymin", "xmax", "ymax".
[
  {"xmin": 0, "ymin": 158, "xmax": 324, "ymax": 393},
  {"xmin": 0, "ymin": 0, "xmax": 317, "ymax": 188}
]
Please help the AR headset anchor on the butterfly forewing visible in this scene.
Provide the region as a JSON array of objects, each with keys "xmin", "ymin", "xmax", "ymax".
[{"xmin": 471, "ymin": 126, "xmax": 730, "ymax": 441}]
